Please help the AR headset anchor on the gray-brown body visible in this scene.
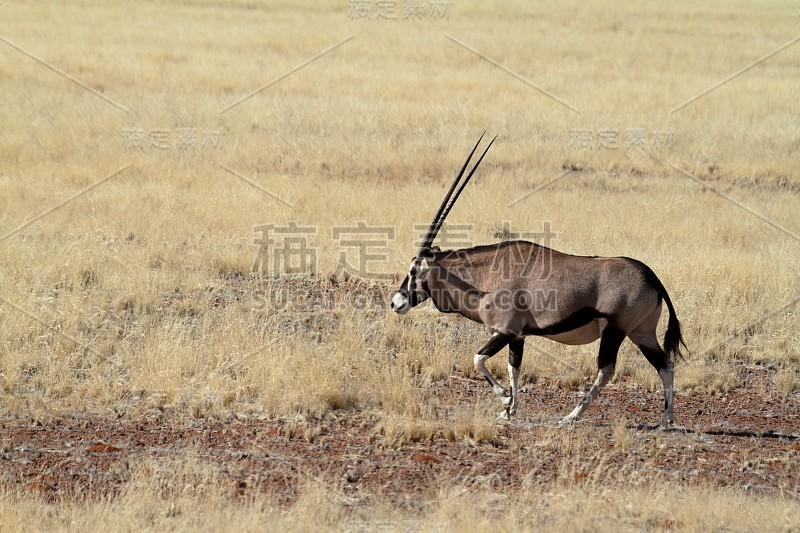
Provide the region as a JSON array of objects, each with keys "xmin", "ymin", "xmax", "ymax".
[
  {"xmin": 390, "ymin": 134, "xmax": 685, "ymax": 427},
  {"xmin": 428, "ymin": 241, "xmax": 665, "ymax": 342},
  {"xmin": 392, "ymin": 240, "xmax": 685, "ymax": 427}
]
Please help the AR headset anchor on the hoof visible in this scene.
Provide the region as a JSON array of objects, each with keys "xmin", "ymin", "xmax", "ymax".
[
  {"xmin": 493, "ymin": 385, "xmax": 511, "ymax": 398},
  {"xmin": 558, "ymin": 416, "xmax": 576, "ymax": 426}
]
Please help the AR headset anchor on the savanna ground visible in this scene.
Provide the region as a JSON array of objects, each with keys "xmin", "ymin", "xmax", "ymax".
[{"xmin": 1, "ymin": 0, "xmax": 799, "ymax": 530}]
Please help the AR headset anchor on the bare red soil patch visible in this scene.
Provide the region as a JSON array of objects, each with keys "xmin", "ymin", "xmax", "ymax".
[{"xmin": 2, "ymin": 364, "xmax": 798, "ymax": 505}]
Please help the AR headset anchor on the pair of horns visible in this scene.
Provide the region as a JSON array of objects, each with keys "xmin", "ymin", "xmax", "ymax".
[{"xmin": 418, "ymin": 133, "xmax": 498, "ymax": 254}]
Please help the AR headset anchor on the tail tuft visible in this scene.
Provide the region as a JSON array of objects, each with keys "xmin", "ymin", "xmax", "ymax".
[
  {"xmin": 637, "ymin": 260, "xmax": 686, "ymax": 363},
  {"xmin": 663, "ymin": 308, "xmax": 686, "ymax": 362}
]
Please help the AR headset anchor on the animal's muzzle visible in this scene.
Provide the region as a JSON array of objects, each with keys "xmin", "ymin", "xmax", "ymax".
[{"xmin": 390, "ymin": 291, "xmax": 410, "ymax": 314}]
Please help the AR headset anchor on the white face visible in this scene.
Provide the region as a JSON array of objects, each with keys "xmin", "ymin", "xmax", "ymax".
[
  {"xmin": 391, "ymin": 291, "xmax": 410, "ymax": 314},
  {"xmin": 390, "ymin": 257, "xmax": 430, "ymax": 314}
]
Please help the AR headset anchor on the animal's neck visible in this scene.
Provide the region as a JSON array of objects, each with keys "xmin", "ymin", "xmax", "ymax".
[{"xmin": 426, "ymin": 263, "xmax": 485, "ymax": 321}]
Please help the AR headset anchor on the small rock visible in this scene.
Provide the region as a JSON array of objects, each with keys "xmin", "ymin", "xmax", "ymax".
[
  {"xmin": 87, "ymin": 443, "xmax": 122, "ymax": 453},
  {"xmin": 345, "ymin": 467, "xmax": 359, "ymax": 483},
  {"xmin": 411, "ymin": 453, "xmax": 441, "ymax": 464}
]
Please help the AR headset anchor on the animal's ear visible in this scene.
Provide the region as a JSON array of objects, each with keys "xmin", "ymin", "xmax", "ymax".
[{"xmin": 420, "ymin": 245, "xmax": 440, "ymax": 257}]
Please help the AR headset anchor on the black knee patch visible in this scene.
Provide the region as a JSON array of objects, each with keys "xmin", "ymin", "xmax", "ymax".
[
  {"xmin": 508, "ymin": 339, "xmax": 524, "ymax": 369},
  {"xmin": 478, "ymin": 333, "xmax": 515, "ymax": 357}
]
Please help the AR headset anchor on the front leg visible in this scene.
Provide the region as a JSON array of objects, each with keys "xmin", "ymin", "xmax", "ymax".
[
  {"xmin": 503, "ymin": 338, "xmax": 524, "ymax": 418},
  {"xmin": 474, "ymin": 333, "xmax": 516, "ymax": 414}
]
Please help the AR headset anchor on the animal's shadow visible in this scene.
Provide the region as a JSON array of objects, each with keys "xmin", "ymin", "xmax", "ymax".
[{"xmin": 628, "ymin": 424, "xmax": 800, "ymax": 441}]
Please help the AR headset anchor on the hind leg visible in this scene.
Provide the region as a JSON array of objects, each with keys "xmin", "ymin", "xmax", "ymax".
[
  {"xmin": 630, "ymin": 330, "xmax": 674, "ymax": 428},
  {"xmin": 628, "ymin": 301, "xmax": 675, "ymax": 428},
  {"xmin": 560, "ymin": 320, "xmax": 625, "ymax": 425}
]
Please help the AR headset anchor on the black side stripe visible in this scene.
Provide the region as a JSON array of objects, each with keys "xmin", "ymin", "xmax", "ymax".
[{"xmin": 523, "ymin": 307, "xmax": 605, "ymax": 336}]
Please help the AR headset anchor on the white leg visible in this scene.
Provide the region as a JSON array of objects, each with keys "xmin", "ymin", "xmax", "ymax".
[
  {"xmin": 505, "ymin": 362, "xmax": 520, "ymax": 415},
  {"xmin": 659, "ymin": 366, "xmax": 675, "ymax": 428},
  {"xmin": 560, "ymin": 364, "xmax": 615, "ymax": 425},
  {"xmin": 629, "ymin": 329, "xmax": 676, "ymax": 429},
  {"xmin": 475, "ymin": 333, "xmax": 520, "ymax": 420},
  {"xmin": 560, "ymin": 319, "xmax": 622, "ymax": 425},
  {"xmin": 498, "ymin": 363, "xmax": 519, "ymax": 420},
  {"xmin": 474, "ymin": 353, "xmax": 509, "ymax": 398}
]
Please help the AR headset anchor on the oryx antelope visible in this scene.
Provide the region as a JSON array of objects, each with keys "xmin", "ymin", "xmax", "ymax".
[{"xmin": 390, "ymin": 134, "xmax": 686, "ymax": 428}]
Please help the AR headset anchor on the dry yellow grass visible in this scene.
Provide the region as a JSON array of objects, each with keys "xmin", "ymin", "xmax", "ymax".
[
  {"xmin": 1, "ymin": 0, "xmax": 799, "ymax": 528},
  {"xmin": 2, "ymin": 452, "xmax": 800, "ymax": 532}
]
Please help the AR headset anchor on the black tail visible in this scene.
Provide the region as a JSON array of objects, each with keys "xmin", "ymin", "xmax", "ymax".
[
  {"xmin": 661, "ymin": 290, "xmax": 686, "ymax": 362},
  {"xmin": 640, "ymin": 264, "xmax": 687, "ymax": 363}
]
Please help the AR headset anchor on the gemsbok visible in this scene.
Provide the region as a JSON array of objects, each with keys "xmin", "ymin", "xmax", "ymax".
[{"xmin": 390, "ymin": 134, "xmax": 686, "ymax": 428}]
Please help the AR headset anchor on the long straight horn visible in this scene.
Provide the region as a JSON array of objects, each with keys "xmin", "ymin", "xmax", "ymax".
[
  {"xmin": 430, "ymin": 134, "xmax": 497, "ymax": 242},
  {"xmin": 418, "ymin": 133, "xmax": 486, "ymax": 253}
]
